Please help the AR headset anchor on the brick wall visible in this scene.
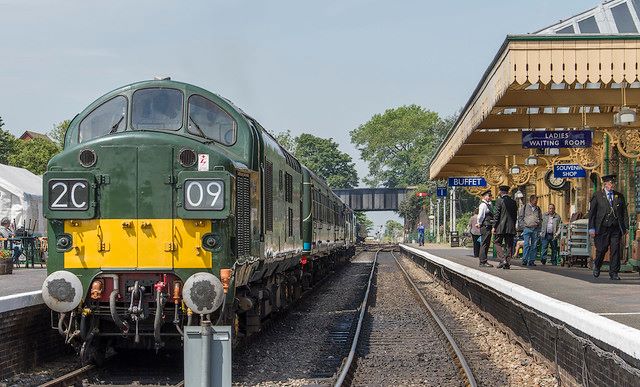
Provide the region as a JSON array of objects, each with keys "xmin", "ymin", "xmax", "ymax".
[
  {"xmin": 0, "ymin": 304, "xmax": 69, "ymax": 379},
  {"xmin": 405, "ymin": 252, "xmax": 640, "ymax": 387}
]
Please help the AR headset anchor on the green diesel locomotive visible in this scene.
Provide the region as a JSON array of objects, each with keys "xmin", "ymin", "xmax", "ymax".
[{"xmin": 41, "ymin": 78, "xmax": 356, "ymax": 363}]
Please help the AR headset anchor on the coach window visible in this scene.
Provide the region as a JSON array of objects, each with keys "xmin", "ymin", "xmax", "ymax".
[
  {"xmin": 132, "ymin": 88, "xmax": 183, "ymax": 130},
  {"xmin": 187, "ymin": 95, "xmax": 237, "ymax": 145},
  {"xmin": 79, "ymin": 96, "xmax": 127, "ymax": 143}
]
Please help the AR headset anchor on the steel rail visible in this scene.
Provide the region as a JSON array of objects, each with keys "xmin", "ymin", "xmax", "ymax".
[
  {"xmin": 333, "ymin": 249, "xmax": 379, "ymax": 387},
  {"xmin": 391, "ymin": 251, "xmax": 478, "ymax": 387},
  {"xmin": 38, "ymin": 364, "xmax": 96, "ymax": 387}
]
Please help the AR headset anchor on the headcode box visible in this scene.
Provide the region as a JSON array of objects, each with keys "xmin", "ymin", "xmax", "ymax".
[
  {"xmin": 448, "ymin": 177, "xmax": 487, "ymax": 187},
  {"xmin": 554, "ymin": 164, "xmax": 586, "ymax": 178}
]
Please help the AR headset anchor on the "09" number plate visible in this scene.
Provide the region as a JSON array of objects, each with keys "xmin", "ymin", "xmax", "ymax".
[{"xmin": 184, "ymin": 179, "xmax": 225, "ymax": 210}]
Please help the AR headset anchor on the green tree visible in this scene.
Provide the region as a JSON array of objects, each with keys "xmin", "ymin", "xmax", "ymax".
[
  {"xmin": 398, "ymin": 184, "xmax": 432, "ymax": 230},
  {"xmin": 293, "ymin": 133, "xmax": 358, "ymax": 188},
  {"xmin": 355, "ymin": 212, "xmax": 373, "ymax": 239},
  {"xmin": 9, "ymin": 138, "xmax": 60, "ymax": 175},
  {"xmin": 275, "ymin": 130, "xmax": 296, "ymax": 154},
  {"xmin": 0, "ymin": 117, "xmax": 18, "ymax": 165},
  {"xmin": 48, "ymin": 119, "xmax": 70, "ymax": 149},
  {"xmin": 383, "ymin": 219, "xmax": 403, "ymax": 241},
  {"xmin": 350, "ymin": 105, "xmax": 449, "ymax": 187},
  {"xmin": 275, "ymin": 131, "xmax": 359, "ymax": 189}
]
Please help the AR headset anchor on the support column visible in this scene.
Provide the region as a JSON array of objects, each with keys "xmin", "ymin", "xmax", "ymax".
[
  {"xmin": 436, "ymin": 198, "xmax": 441, "ymax": 243},
  {"xmin": 443, "ymin": 195, "xmax": 447, "ymax": 243},
  {"xmin": 451, "ymin": 187, "xmax": 457, "ymax": 233}
]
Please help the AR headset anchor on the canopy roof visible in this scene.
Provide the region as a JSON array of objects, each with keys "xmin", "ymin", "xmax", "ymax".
[
  {"xmin": 0, "ymin": 163, "xmax": 42, "ymax": 199},
  {"xmin": 430, "ymin": 34, "xmax": 640, "ymax": 180}
]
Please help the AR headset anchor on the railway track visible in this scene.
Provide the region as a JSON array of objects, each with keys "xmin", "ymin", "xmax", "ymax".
[
  {"xmin": 37, "ymin": 351, "xmax": 184, "ymax": 387},
  {"xmin": 37, "ymin": 254, "xmax": 365, "ymax": 387},
  {"xmin": 334, "ymin": 250, "xmax": 477, "ymax": 387},
  {"xmin": 38, "ymin": 364, "xmax": 96, "ymax": 387},
  {"xmin": 232, "ymin": 251, "xmax": 376, "ymax": 385}
]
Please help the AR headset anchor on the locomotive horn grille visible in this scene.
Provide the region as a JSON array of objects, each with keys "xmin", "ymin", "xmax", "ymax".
[
  {"xmin": 179, "ymin": 148, "xmax": 197, "ymax": 167},
  {"xmin": 78, "ymin": 149, "xmax": 97, "ymax": 167}
]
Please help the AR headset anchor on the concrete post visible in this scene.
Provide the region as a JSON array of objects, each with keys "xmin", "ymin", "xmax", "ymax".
[{"xmin": 201, "ymin": 320, "xmax": 212, "ymax": 387}]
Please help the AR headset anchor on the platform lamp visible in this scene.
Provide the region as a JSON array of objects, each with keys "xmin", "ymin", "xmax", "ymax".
[
  {"xmin": 525, "ymin": 150, "xmax": 538, "ymax": 166},
  {"xmin": 613, "ymin": 82, "xmax": 637, "ymax": 126},
  {"xmin": 509, "ymin": 155, "xmax": 521, "ymax": 175}
]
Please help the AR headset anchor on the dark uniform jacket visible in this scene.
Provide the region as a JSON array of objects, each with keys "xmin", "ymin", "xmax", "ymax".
[
  {"xmin": 493, "ymin": 194, "xmax": 517, "ymax": 235},
  {"xmin": 588, "ymin": 189, "xmax": 628, "ymax": 234}
]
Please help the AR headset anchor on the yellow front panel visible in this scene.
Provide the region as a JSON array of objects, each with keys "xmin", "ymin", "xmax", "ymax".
[
  {"xmin": 63, "ymin": 218, "xmax": 210, "ymax": 269},
  {"xmin": 173, "ymin": 219, "xmax": 212, "ymax": 269},
  {"xmin": 138, "ymin": 219, "xmax": 174, "ymax": 269},
  {"xmin": 64, "ymin": 219, "xmax": 137, "ymax": 269}
]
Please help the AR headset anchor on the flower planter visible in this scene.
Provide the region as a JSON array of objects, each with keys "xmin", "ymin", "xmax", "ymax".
[{"xmin": 0, "ymin": 259, "xmax": 12, "ymax": 275}]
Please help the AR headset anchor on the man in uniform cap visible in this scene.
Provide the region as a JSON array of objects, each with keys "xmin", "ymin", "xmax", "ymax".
[
  {"xmin": 493, "ymin": 185, "xmax": 518, "ymax": 269},
  {"xmin": 475, "ymin": 189, "xmax": 494, "ymax": 267},
  {"xmin": 588, "ymin": 174, "xmax": 628, "ymax": 280}
]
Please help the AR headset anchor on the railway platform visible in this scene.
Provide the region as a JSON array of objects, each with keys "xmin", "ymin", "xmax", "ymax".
[
  {"xmin": 401, "ymin": 243, "xmax": 640, "ymax": 386},
  {"xmin": 410, "ymin": 243, "xmax": 640, "ymax": 329},
  {"xmin": 0, "ymin": 267, "xmax": 46, "ymax": 298}
]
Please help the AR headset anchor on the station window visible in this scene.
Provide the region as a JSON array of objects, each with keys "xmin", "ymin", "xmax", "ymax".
[
  {"xmin": 612, "ymin": 3, "xmax": 638, "ymax": 33},
  {"xmin": 633, "ymin": 0, "xmax": 640, "ymax": 19},
  {"xmin": 187, "ymin": 95, "xmax": 236, "ymax": 145},
  {"xmin": 578, "ymin": 16, "xmax": 599, "ymax": 33},
  {"xmin": 79, "ymin": 95, "xmax": 127, "ymax": 143},
  {"xmin": 556, "ymin": 25, "xmax": 575, "ymax": 34},
  {"xmin": 132, "ymin": 88, "xmax": 183, "ymax": 131}
]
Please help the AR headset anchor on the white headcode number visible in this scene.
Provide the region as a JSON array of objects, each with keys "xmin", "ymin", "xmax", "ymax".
[
  {"xmin": 186, "ymin": 181, "xmax": 204, "ymax": 207},
  {"xmin": 50, "ymin": 182, "xmax": 68, "ymax": 208},
  {"xmin": 49, "ymin": 179, "xmax": 89, "ymax": 210},
  {"xmin": 184, "ymin": 180, "xmax": 225, "ymax": 210},
  {"xmin": 206, "ymin": 181, "xmax": 222, "ymax": 207},
  {"xmin": 71, "ymin": 182, "xmax": 87, "ymax": 208}
]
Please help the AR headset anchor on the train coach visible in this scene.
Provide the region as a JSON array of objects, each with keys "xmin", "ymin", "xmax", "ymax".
[{"xmin": 41, "ymin": 78, "xmax": 356, "ymax": 364}]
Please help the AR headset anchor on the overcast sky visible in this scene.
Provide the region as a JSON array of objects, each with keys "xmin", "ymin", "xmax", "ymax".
[{"xmin": 0, "ymin": 0, "xmax": 595, "ymax": 230}]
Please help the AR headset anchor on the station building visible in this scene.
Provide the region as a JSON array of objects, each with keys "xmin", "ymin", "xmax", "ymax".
[{"xmin": 430, "ymin": 0, "xmax": 640, "ymax": 270}]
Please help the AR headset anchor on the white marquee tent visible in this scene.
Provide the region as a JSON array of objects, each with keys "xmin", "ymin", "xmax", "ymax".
[{"xmin": 0, "ymin": 163, "xmax": 44, "ymax": 234}]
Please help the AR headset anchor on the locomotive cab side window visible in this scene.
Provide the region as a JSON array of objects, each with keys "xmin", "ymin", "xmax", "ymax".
[
  {"xmin": 187, "ymin": 95, "xmax": 236, "ymax": 145},
  {"xmin": 78, "ymin": 96, "xmax": 127, "ymax": 143},
  {"xmin": 132, "ymin": 88, "xmax": 183, "ymax": 130}
]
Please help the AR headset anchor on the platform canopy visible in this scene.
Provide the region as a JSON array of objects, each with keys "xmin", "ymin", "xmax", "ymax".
[{"xmin": 430, "ymin": 34, "xmax": 640, "ymax": 188}]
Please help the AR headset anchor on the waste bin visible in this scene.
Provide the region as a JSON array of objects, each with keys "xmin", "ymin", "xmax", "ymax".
[{"xmin": 450, "ymin": 231, "xmax": 459, "ymax": 247}]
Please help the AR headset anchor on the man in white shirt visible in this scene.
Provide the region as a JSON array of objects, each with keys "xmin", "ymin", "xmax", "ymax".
[{"xmin": 475, "ymin": 189, "xmax": 494, "ymax": 267}]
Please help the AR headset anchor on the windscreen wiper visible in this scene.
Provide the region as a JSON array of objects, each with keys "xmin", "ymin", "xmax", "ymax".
[
  {"xmin": 110, "ymin": 115, "xmax": 124, "ymax": 133},
  {"xmin": 189, "ymin": 115, "xmax": 207, "ymax": 138}
]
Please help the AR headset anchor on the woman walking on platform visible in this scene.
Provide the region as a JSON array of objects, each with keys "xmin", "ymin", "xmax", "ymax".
[{"xmin": 468, "ymin": 209, "xmax": 481, "ymax": 257}]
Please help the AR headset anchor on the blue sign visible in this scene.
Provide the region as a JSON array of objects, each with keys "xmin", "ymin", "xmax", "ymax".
[
  {"xmin": 522, "ymin": 130, "xmax": 592, "ymax": 149},
  {"xmin": 554, "ymin": 164, "xmax": 586, "ymax": 178},
  {"xmin": 448, "ymin": 177, "xmax": 487, "ymax": 187},
  {"xmin": 436, "ymin": 187, "xmax": 447, "ymax": 197}
]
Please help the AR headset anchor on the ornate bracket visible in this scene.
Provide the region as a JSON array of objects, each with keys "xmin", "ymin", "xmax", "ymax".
[
  {"xmin": 569, "ymin": 145, "xmax": 604, "ymax": 171},
  {"xmin": 606, "ymin": 128, "xmax": 640, "ymax": 159}
]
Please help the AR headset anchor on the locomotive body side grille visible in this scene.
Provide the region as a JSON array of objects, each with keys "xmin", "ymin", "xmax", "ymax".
[
  {"xmin": 265, "ymin": 161, "xmax": 273, "ymax": 232},
  {"xmin": 236, "ymin": 174, "xmax": 251, "ymax": 257}
]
